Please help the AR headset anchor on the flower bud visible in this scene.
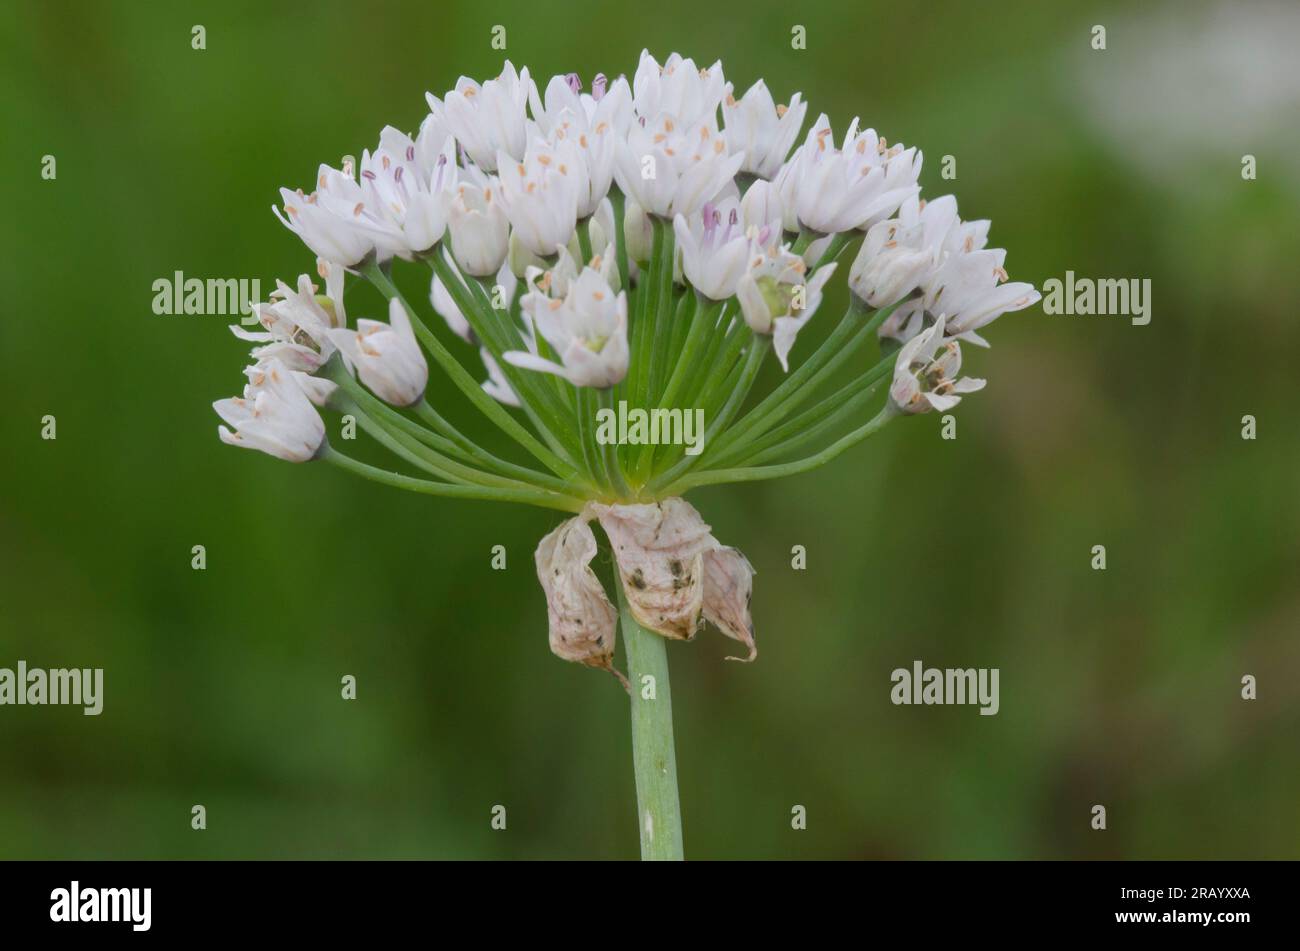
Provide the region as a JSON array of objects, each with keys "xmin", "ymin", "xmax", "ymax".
[{"xmin": 328, "ymin": 298, "xmax": 429, "ymax": 407}]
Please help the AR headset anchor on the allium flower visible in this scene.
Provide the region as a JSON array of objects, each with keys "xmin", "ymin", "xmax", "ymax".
[
  {"xmin": 274, "ymin": 162, "xmax": 392, "ymax": 267},
  {"xmin": 872, "ymin": 198, "xmax": 1041, "ymax": 348},
  {"xmin": 496, "ymin": 138, "xmax": 582, "ymax": 257},
  {"xmin": 848, "ymin": 195, "xmax": 956, "ymax": 308},
  {"xmin": 921, "ymin": 248, "xmax": 1041, "ymax": 345},
  {"xmin": 614, "ymin": 114, "xmax": 744, "ymax": 219},
  {"xmin": 213, "ymin": 51, "xmax": 1039, "ymax": 861},
  {"xmin": 723, "ymin": 80, "xmax": 807, "ymax": 179},
  {"xmin": 214, "ymin": 359, "xmax": 325, "ymax": 462},
  {"xmin": 673, "ymin": 200, "xmax": 763, "ymax": 301},
  {"xmin": 446, "ymin": 172, "xmax": 510, "ymax": 277},
  {"xmin": 426, "ymin": 61, "xmax": 533, "ymax": 171},
  {"xmin": 631, "ymin": 51, "xmax": 729, "ymax": 129},
  {"xmin": 739, "ymin": 179, "xmax": 786, "ymax": 233},
  {"xmin": 507, "ymin": 266, "xmax": 629, "ymax": 388},
  {"xmin": 783, "ymin": 114, "xmax": 922, "ymax": 234},
  {"xmin": 889, "ymin": 316, "xmax": 986, "ymax": 414},
  {"xmin": 358, "ymin": 130, "xmax": 458, "ymax": 256},
  {"xmin": 328, "ymin": 298, "xmax": 428, "ymax": 407},
  {"xmin": 234, "ymin": 270, "xmax": 345, "ymax": 370},
  {"xmin": 737, "ymin": 244, "xmax": 837, "ymax": 370}
]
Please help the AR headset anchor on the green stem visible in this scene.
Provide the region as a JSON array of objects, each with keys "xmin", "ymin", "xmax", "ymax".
[
  {"xmin": 663, "ymin": 405, "xmax": 898, "ymax": 493},
  {"xmin": 599, "ymin": 387, "xmax": 632, "ymax": 499},
  {"xmin": 609, "ymin": 189, "xmax": 631, "ymax": 293},
  {"xmin": 321, "ymin": 445, "xmax": 583, "ymax": 512},
  {"xmin": 359, "ymin": 262, "xmax": 577, "ymax": 479},
  {"xmin": 615, "ymin": 575, "xmax": 684, "ymax": 861}
]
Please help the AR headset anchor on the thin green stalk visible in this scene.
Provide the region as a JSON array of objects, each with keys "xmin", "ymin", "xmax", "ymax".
[
  {"xmin": 609, "ymin": 189, "xmax": 631, "ymax": 292},
  {"xmin": 321, "ymin": 445, "xmax": 583, "ymax": 512},
  {"xmin": 615, "ymin": 576, "xmax": 684, "ymax": 861},
  {"xmin": 577, "ymin": 216, "xmax": 594, "ymax": 264},
  {"xmin": 706, "ymin": 298, "xmax": 896, "ymax": 462},
  {"xmin": 644, "ymin": 221, "xmax": 678, "ymax": 407},
  {"xmin": 428, "ymin": 255, "xmax": 582, "ymax": 462},
  {"xmin": 359, "ymin": 262, "xmax": 576, "ymax": 479},
  {"xmin": 650, "ymin": 333, "xmax": 768, "ymax": 491},
  {"xmin": 743, "ymin": 373, "xmax": 887, "ymax": 466},
  {"xmin": 599, "ymin": 387, "xmax": 632, "ymax": 499},
  {"xmin": 412, "ymin": 400, "xmax": 586, "ymax": 495},
  {"xmin": 575, "ymin": 385, "xmax": 607, "ymax": 490},
  {"xmin": 662, "ymin": 405, "xmax": 898, "ymax": 493}
]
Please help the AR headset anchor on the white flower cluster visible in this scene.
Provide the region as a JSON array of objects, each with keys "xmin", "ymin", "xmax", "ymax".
[{"xmin": 217, "ymin": 51, "xmax": 1039, "ymax": 460}]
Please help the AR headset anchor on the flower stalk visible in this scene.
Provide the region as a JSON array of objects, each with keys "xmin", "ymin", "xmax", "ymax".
[{"xmin": 616, "ymin": 572, "xmax": 685, "ymax": 861}]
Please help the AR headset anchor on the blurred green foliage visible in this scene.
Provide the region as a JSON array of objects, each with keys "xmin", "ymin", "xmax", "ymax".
[{"xmin": 1, "ymin": 0, "xmax": 1297, "ymax": 859}]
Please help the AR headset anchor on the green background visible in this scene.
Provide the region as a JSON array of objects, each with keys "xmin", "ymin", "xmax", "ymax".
[{"xmin": 2, "ymin": 0, "xmax": 1297, "ymax": 859}]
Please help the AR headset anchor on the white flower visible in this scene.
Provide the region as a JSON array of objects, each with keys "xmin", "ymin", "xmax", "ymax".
[
  {"xmin": 889, "ymin": 316, "xmax": 985, "ymax": 414},
  {"xmin": 848, "ymin": 195, "xmax": 956, "ymax": 308},
  {"xmin": 530, "ymin": 72, "xmax": 632, "ymax": 136},
  {"xmin": 530, "ymin": 76, "xmax": 630, "ymax": 217},
  {"xmin": 496, "ymin": 138, "xmax": 582, "ymax": 257},
  {"xmin": 446, "ymin": 171, "xmax": 510, "ymax": 277},
  {"xmin": 526, "ymin": 245, "xmax": 618, "ymax": 302},
  {"xmin": 327, "ymin": 298, "xmax": 428, "ymax": 407},
  {"xmin": 739, "ymin": 179, "xmax": 785, "ymax": 234},
  {"xmin": 358, "ymin": 131, "xmax": 457, "ymax": 256},
  {"xmin": 736, "ymin": 244, "xmax": 837, "ymax": 370},
  {"xmin": 922, "ymin": 247, "xmax": 1040, "ymax": 344},
  {"xmin": 723, "ymin": 80, "xmax": 807, "ymax": 179},
  {"xmin": 631, "ymin": 51, "xmax": 730, "ymax": 128},
  {"xmin": 274, "ymin": 161, "xmax": 402, "ymax": 266},
  {"xmin": 614, "ymin": 113, "xmax": 745, "ymax": 219},
  {"xmin": 786, "ymin": 114, "xmax": 922, "ymax": 234},
  {"xmin": 874, "ymin": 200, "xmax": 1039, "ymax": 348},
  {"xmin": 378, "ymin": 114, "xmax": 454, "ymax": 179},
  {"xmin": 232, "ymin": 270, "xmax": 345, "ymax": 371},
  {"xmin": 673, "ymin": 199, "xmax": 762, "ymax": 301},
  {"xmin": 426, "ymin": 60, "xmax": 533, "ymax": 171},
  {"xmin": 506, "ymin": 266, "xmax": 629, "ymax": 388},
  {"xmin": 623, "ymin": 198, "xmax": 654, "ymax": 262},
  {"xmin": 215, "ymin": 359, "xmax": 326, "ymax": 462}
]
